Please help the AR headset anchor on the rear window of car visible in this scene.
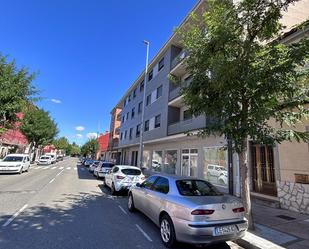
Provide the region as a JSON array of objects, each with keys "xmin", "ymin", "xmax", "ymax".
[
  {"xmin": 176, "ymin": 180, "xmax": 223, "ymax": 196},
  {"xmin": 121, "ymin": 168, "xmax": 141, "ymax": 175},
  {"xmin": 102, "ymin": 163, "xmax": 114, "ymax": 168}
]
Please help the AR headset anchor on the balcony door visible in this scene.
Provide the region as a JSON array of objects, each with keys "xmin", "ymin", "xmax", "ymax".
[
  {"xmin": 181, "ymin": 149, "xmax": 198, "ymax": 177},
  {"xmin": 250, "ymin": 143, "xmax": 277, "ymax": 196}
]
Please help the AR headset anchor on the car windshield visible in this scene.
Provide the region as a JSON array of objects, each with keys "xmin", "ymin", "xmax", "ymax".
[
  {"xmin": 176, "ymin": 180, "xmax": 223, "ymax": 196},
  {"xmin": 3, "ymin": 156, "xmax": 23, "ymax": 162},
  {"xmin": 41, "ymin": 157, "xmax": 50, "ymax": 160},
  {"xmin": 121, "ymin": 168, "xmax": 141, "ymax": 175}
]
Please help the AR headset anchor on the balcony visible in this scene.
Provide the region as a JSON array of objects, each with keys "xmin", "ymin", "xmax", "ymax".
[
  {"xmin": 170, "ymin": 50, "xmax": 188, "ymax": 77},
  {"xmin": 167, "ymin": 115, "xmax": 206, "ymax": 136},
  {"xmin": 168, "ymin": 77, "xmax": 192, "ymax": 102}
]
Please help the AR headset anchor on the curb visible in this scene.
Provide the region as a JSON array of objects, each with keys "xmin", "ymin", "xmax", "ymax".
[{"xmin": 236, "ymin": 231, "xmax": 285, "ymax": 249}]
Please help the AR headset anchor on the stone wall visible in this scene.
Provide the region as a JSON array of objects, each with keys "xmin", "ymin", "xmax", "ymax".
[{"xmin": 277, "ymin": 181, "xmax": 309, "ymax": 214}]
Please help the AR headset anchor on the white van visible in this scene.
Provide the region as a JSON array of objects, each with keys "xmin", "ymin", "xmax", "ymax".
[
  {"xmin": 38, "ymin": 155, "xmax": 52, "ymax": 165},
  {"xmin": 45, "ymin": 153, "xmax": 57, "ymax": 164}
]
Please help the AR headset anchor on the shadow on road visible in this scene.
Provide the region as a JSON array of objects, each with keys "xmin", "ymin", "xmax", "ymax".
[{"xmin": 76, "ymin": 164, "xmax": 98, "ymax": 180}]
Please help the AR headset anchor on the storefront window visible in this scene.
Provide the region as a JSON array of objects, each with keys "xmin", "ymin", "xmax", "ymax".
[
  {"xmin": 163, "ymin": 150, "xmax": 177, "ymax": 174},
  {"xmin": 181, "ymin": 149, "xmax": 198, "ymax": 177},
  {"xmin": 152, "ymin": 151, "xmax": 163, "ymax": 172},
  {"xmin": 203, "ymin": 147, "xmax": 228, "ymax": 187},
  {"xmin": 143, "ymin": 150, "xmax": 151, "ymax": 169}
]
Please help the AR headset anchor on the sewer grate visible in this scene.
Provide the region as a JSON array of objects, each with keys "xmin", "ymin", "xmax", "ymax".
[{"xmin": 276, "ymin": 215, "xmax": 296, "ymax": 220}]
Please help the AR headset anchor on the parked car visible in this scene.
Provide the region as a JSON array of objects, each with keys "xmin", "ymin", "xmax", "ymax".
[
  {"xmin": 207, "ymin": 164, "xmax": 228, "ymax": 178},
  {"xmin": 83, "ymin": 159, "xmax": 94, "ymax": 167},
  {"xmin": 89, "ymin": 161, "xmax": 100, "ymax": 173},
  {"xmin": 0, "ymin": 154, "xmax": 31, "ymax": 174},
  {"xmin": 45, "ymin": 153, "xmax": 57, "ymax": 164},
  {"xmin": 93, "ymin": 162, "xmax": 115, "ymax": 179},
  {"xmin": 128, "ymin": 174, "xmax": 248, "ymax": 248},
  {"xmin": 56, "ymin": 155, "xmax": 64, "ymax": 161},
  {"xmin": 104, "ymin": 165, "xmax": 146, "ymax": 195},
  {"xmin": 38, "ymin": 155, "xmax": 52, "ymax": 165}
]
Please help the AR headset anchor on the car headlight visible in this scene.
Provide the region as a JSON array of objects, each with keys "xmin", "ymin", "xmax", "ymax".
[{"xmin": 13, "ymin": 164, "xmax": 22, "ymax": 167}]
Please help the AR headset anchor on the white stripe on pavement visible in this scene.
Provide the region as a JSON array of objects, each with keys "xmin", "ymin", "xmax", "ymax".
[
  {"xmin": 49, "ymin": 178, "xmax": 55, "ymax": 184},
  {"xmin": 74, "ymin": 167, "xmax": 77, "ymax": 170},
  {"xmin": 118, "ymin": 205, "xmax": 127, "ymax": 215},
  {"xmin": 2, "ymin": 204, "xmax": 28, "ymax": 227},
  {"xmin": 66, "ymin": 167, "xmax": 71, "ymax": 170},
  {"xmin": 135, "ymin": 224, "xmax": 152, "ymax": 242},
  {"xmin": 51, "ymin": 166, "xmax": 57, "ymax": 169},
  {"xmin": 59, "ymin": 167, "xmax": 64, "ymax": 169}
]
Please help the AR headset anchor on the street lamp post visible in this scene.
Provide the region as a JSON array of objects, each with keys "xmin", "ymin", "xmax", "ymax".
[{"xmin": 138, "ymin": 40, "xmax": 150, "ymax": 169}]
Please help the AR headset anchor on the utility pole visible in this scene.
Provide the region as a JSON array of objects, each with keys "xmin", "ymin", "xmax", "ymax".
[{"xmin": 138, "ymin": 40, "xmax": 150, "ymax": 169}]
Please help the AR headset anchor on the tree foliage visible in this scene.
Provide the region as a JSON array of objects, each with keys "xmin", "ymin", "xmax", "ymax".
[
  {"xmin": 53, "ymin": 137, "xmax": 70, "ymax": 151},
  {"xmin": 0, "ymin": 54, "xmax": 37, "ymax": 132},
  {"xmin": 20, "ymin": 108, "xmax": 58, "ymax": 148},
  {"xmin": 81, "ymin": 139, "xmax": 99, "ymax": 157},
  {"xmin": 179, "ymin": 0, "xmax": 309, "ymax": 229}
]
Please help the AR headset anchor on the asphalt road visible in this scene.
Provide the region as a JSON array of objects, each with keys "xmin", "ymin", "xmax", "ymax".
[{"xmin": 0, "ymin": 158, "xmax": 243, "ymax": 249}]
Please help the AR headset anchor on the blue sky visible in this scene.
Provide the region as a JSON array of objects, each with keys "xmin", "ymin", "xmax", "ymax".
[{"xmin": 0, "ymin": 0, "xmax": 197, "ymax": 145}]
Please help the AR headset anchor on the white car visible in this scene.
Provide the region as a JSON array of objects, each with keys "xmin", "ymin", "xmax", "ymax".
[
  {"xmin": 104, "ymin": 165, "xmax": 146, "ymax": 195},
  {"xmin": 94, "ymin": 162, "xmax": 115, "ymax": 179},
  {"xmin": 0, "ymin": 154, "xmax": 30, "ymax": 174},
  {"xmin": 89, "ymin": 161, "xmax": 100, "ymax": 173},
  {"xmin": 38, "ymin": 155, "xmax": 52, "ymax": 165}
]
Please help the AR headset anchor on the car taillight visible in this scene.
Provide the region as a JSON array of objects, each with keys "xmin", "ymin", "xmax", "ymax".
[
  {"xmin": 233, "ymin": 207, "xmax": 245, "ymax": 213},
  {"xmin": 116, "ymin": 175, "xmax": 125, "ymax": 180},
  {"xmin": 191, "ymin": 209, "xmax": 215, "ymax": 215}
]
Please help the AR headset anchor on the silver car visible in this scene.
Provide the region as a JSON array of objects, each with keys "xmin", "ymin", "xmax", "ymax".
[{"xmin": 128, "ymin": 174, "xmax": 247, "ymax": 248}]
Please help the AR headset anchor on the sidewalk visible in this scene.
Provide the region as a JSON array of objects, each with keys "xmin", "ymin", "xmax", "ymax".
[{"xmin": 238, "ymin": 203, "xmax": 309, "ymax": 249}]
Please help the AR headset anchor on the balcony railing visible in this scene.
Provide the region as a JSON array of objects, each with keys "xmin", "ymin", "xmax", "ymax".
[
  {"xmin": 171, "ymin": 50, "xmax": 188, "ymax": 70},
  {"xmin": 168, "ymin": 77, "xmax": 192, "ymax": 102},
  {"xmin": 167, "ymin": 115, "xmax": 206, "ymax": 136}
]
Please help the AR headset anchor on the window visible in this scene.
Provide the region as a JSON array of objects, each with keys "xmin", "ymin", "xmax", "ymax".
[
  {"xmin": 128, "ymin": 94, "xmax": 131, "ymax": 102},
  {"xmin": 183, "ymin": 109, "xmax": 192, "ymax": 120},
  {"xmin": 123, "ymin": 99, "xmax": 126, "ymax": 107},
  {"xmin": 140, "ymin": 80, "xmax": 144, "ymax": 92},
  {"xmin": 129, "ymin": 128, "xmax": 133, "ymax": 140},
  {"xmin": 152, "ymin": 177, "xmax": 169, "ymax": 194},
  {"xmin": 136, "ymin": 124, "xmax": 141, "ymax": 137},
  {"xmin": 120, "ymin": 132, "xmax": 123, "ymax": 140},
  {"xmin": 124, "ymin": 130, "xmax": 127, "ymax": 139},
  {"xmin": 146, "ymin": 94, "xmax": 151, "ymax": 106},
  {"xmin": 126, "ymin": 112, "xmax": 129, "ymax": 120},
  {"xmin": 133, "ymin": 88, "xmax": 137, "ymax": 98},
  {"xmin": 155, "ymin": 114, "xmax": 161, "ymax": 128},
  {"xmin": 142, "ymin": 176, "xmax": 158, "ymax": 189},
  {"xmin": 122, "ymin": 116, "xmax": 125, "ymax": 123},
  {"xmin": 148, "ymin": 69, "xmax": 153, "ymax": 81},
  {"xmin": 156, "ymin": 85, "xmax": 162, "ymax": 99},
  {"xmin": 112, "ymin": 167, "xmax": 119, "ymax": 173},
  {"xmin": 164, "ymin": 150, "xmax": 177, "ymax": 174},
  {"xmin": 138, "ymin": 101, "xmax": 143, "ymax": 114},
  {"xmin": 144, "ymin": 120, "xmax": 149, "ymax": 132},
  {"xmin": 158, "ymin": 57, "xmax": 164, "ymax": 71},
  {"xmin": 176, "ymin": 180, "xmax": 222, "ymax": 196},
  {"xmin": 131, "ymin": 107, "xmax": 135, "ymax": 119}
]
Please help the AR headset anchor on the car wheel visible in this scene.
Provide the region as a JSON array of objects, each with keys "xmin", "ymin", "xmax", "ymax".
[
  {"xmin": 111, "ymin": 183, "xmax": 117, "ymax": 195},
  {"xmin": 128, "ymin": 193, "xmax": 136, "ymax": 212},
  {"xmin": 160, "ymin": 214, "xmax": 176, "ymax": 248}
]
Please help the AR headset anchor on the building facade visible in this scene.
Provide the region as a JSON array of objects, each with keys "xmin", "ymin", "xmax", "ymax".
[{"xmin": 109, "ymin": 0, "xmax": 309, "ymax": 213}]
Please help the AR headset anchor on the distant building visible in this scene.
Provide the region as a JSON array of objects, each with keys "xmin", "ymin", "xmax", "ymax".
[{"xmin": 97, "ymin": 132, "xmax": 109, "ymax": 160}]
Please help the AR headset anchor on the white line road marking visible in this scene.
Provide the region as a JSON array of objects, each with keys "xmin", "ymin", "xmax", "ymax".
[
  {"xmin": 2, "ymin": 204, "xmax": 28, "ymax": 227},
  {"xmin": 34, "ymin": 167, "xmax": 40, "ymax": 169},
  {"xmin": 66, "ymin": 167, "xmax": 71, "ymax": 170},
  {"xmin": 37, "ymin": 166, "xmax": 43, "ymax": 169},
  {"xmin": 59, "ymin": 167, "xmax": 64, "ymax": 169},
  {"xmin": 74, "ymin": 167, "xmax": 77, "ymax": 170},
  {"xmin": 135, "ymin": 224, "xmax": 153, "ymax": 242},
  {"xmin": 51, "ymin": 166, "xmax": 57, "ymax": 169},
  {"xmin": 56, "ymin": 169, "xmax": 64, "ymax": 177},
  {"xmin": 118, "ymin": 205, "xmax": 127, "ymax": 215},
  {"xmin": 44, "ymin": 167, "xmax": 50, "ymax": 169},
  {"xmin": 49, "ymin": 178, "xmax": 55, "ymax": 184}
]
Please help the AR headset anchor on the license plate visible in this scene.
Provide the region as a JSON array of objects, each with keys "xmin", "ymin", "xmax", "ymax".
[{"xmin": 214, "ymin": 225, "xmax": 237, "ymax": 236}]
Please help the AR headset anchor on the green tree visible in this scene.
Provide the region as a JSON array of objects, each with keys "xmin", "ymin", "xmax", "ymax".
[
  {"xmin": 21, "ymin": 108, "xmax": 58, "ymax": 160},
  {"xmin": 53, "ymin": 137, "xmax": 70, "ymax": 151},
  {"xmin": 81, "ymin": 139, "xmax": 99, "ymax": 158},
  {"xmin": 179, "ymin": 0, "xmax": 309, "ymax": 229},
  {"xmin": 0, "ymin": 54, "xmax": 37, "ymax": 133}
]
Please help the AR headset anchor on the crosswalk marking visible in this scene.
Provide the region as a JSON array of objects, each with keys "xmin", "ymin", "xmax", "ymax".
[
  {"xmin": 66, "ymin": 167, "xmax": 71, "ymax": 170},
  {"xmin": 31, "ymin": 165, "xmax": 84, "ymax": 171},
  {"xmin": 59, "ymin": 167, "xmax": 64, "ymax": 169},
  {"xmin": 51, "ymin": 166, "xmax": 57, "ymax": 169},
  {"xmin": 74, "ymin": 167, "xmax": 77, "ymax": 170}
]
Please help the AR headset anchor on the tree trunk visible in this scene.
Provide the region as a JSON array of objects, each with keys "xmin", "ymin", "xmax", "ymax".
[{"xmin": 238, "ymin": 142, "xmax": 255, "ymax": 230}]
